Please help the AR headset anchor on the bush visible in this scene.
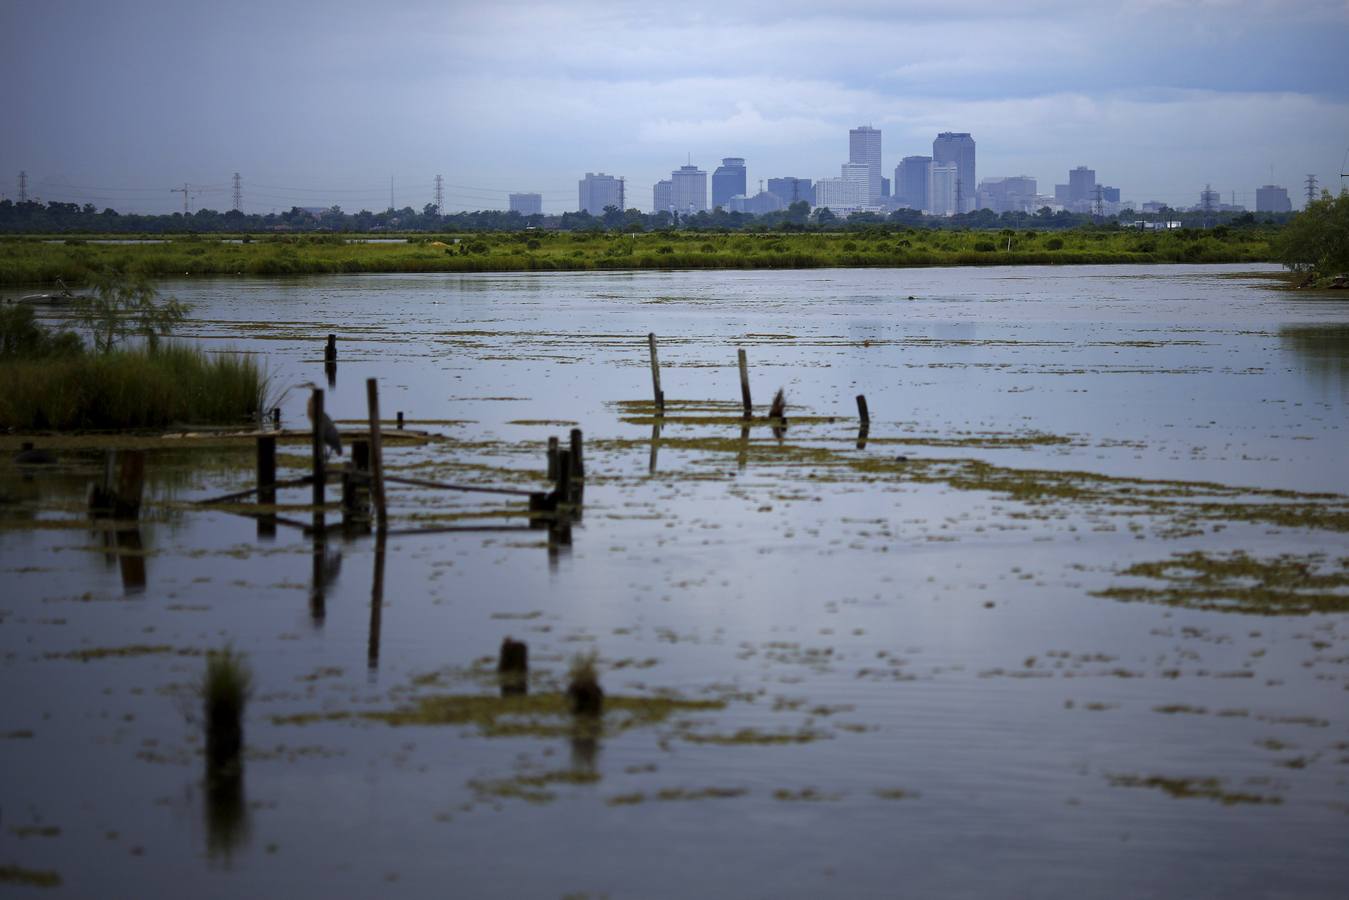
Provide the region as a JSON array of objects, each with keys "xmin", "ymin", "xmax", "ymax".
[
  {"xmin": 0, "ymin": 305, "xmax": 83, "ymax": 358},
  {"xmin": 974, "ymin": 241, "xmax": 996, "ymax": 252},
  {"xmin": 1280, "ymin": 192, "xmax": 1349, "ymax": 279},
  {"xmin": 1045, "ymin": 238, "xmax": 1064, "ymax": 250}
]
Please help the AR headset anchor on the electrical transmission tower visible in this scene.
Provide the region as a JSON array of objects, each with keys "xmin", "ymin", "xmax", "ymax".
[
  {"xmin": 1093, "ymin": 185, "xmax": 1104, "ymax": 219},
  {"xmin": 232, "ymin": 173, "xmax": 242, "ymax": 212},
  {"xmin": 18, "ymin": 171, "xmax": 28, "ymax": 203},
  {"xmin": 1304, "ymin": 174, "xmax": 1318, "ymax": 207},
  {"xmin": 434, "ymin": 174, "xmax": 443, "ymax": 215}
]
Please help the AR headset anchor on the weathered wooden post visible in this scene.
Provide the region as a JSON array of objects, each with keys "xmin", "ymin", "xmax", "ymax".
[
  {"xmin": 396, "ymin": 411, "xmax": 404, "ymax": 430},
  {"xmin": 648, "ymin": 422, "xmax": 661, "ymax": 475},
  {"xmin": 309, "ymin": 387, "xmax": 326, "ymax": 526},
  {"xmin": 856, "ymin": 394, "xmax": 870, "ymax": 426},
  {"xmin": 547, "ymin": 436, "xmax": 560, "ymax": 480},
  {"xmin": 738, "ymin": 348, "xmax": 752, "ymax": 419},
  {"xmin": 648, "ymin": 332, "xmax": 665, "ymax": 415},
  {"xmin": 555, "ymin": 448, "xmax": 572, "ymax": 506},
  {"xmin": 368, "ymin": 531, "xmax": 385, "ymax": 671},
  {"xmin": 257, "ymin": 435, "xmax": 277, "ymax": 539},
  {"xmin": 365, "ymin": 378, "xmax": 388, "ymax": 533},
  {"xmin": 343, "ymin": 439, "xmax": 372, "ymax": 531},
  {"xmin": 569, "ymin": 429, "xmax": 584, "ymax": 480},
  {"xmin": 271, "ymin": 407, "xmax": 281, "ymax": 430},
  {"xmin": 115, "ymin": 450, "xmax": 146, "ymax": 519},
  {"xmin": 324, "ymin": 334, "xmax": 337, "ymax": 363}
]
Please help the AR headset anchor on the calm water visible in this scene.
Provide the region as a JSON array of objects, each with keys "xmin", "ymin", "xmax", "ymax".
[{"xmin": 2, "ymin": 265, "xmax": 1347, "ymax": 898}]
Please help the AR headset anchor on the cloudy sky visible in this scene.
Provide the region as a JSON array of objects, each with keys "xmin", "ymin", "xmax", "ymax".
[{"xmin": 2, "ymin": 0, "xmax": 1346, "ymax": 214}]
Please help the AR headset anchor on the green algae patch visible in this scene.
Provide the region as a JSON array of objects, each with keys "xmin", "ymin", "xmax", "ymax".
[
  {"xmin": 655, "ymin": 786, "xmax": 748, "ymax": 801},
  {"xmin": 0, "ymin": 865, "xmax": 61, "ymax": 888},
  {"xmin": 773, "ymin": 787, "xmax": 841, "ymax": 802},
  {"xmin": 44, "ymin": 644, "xmax": 193, "ymax": 662},
  {"xmin": 1107, "ymin": 774, "xmax": 1282, "ymax": 806},
  {"xmin": 272, "ymin": 691, "xmax": 725, "ymax": 738},
  {"xmin": 1095, "ymin": 551, "xmax": 1349, "ymax": 615},
  {"xmin": 468, "ymin": 769, "xmax": 601, "ymax": 805},
  {"xmin": 677, "ymin": 726, "xmax": 830, "ymax": 746}
]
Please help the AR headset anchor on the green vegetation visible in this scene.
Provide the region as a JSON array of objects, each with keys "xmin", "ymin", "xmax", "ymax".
[
  {"xmin": 1094, "ymin": 551, "xmax": 1349, "ymax": 615},
  {"xmin": 200, "ymin": 644, "xmax": 253, "ymax": 770},
  {"xmin": 1107, "ymin": 774, "xmax": 1282, "ymax": 805},
  {"xmin": 1279, "ymin": 190, "xmax": 1349, "ymax": 285},
  {"xmin": 73, "ymin": 270, "xmax": 187, "ymax": 353},
  {"xmin": 0, "ymin": 226, "xmax": 1277, "ymax": 284},
  {"xmin": 0, "ymin": 864, "xmax": 62, "ymax": 888}
]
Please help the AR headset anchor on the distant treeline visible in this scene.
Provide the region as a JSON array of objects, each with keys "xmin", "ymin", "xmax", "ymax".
[{"xmin": 0, "ymin": 198, "xmax": 1294, "ymax": 236}]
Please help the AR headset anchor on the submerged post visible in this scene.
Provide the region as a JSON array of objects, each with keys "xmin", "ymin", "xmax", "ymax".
[
  {"xmin": 397, "ymin": 411, "xmax": 404, "ymax": 430},
  {"xmin": 648, "ymin": 332, "xmax": 665, "ymax": 415},
  {"xmin": 310, "ymin": 387, "xmax": 326, "ymax": 516},
  {"xmin": 856, "ymin": 394, "xmax": 870, "ymax": 426},
  {"xmin": 366, "ymin": 378, "xmax": 388, "ymax": 533},
  {"xmin": 569, "ymin": 428, "xmax": 584, "ymax": 480},
  {"xmin": 738, "ymin": 348, "xmax": 752, "ymax": 419},
  {"xmin": 257, "ymin": 435, "xmax": 277, "ymax": 539},
  {"xmin": 325, "ymin": 334, "xmax": 337, "ymax": 363},
  {"xmin": 115, "ymin": 451, "xmax": 146, "ymax": 519}
]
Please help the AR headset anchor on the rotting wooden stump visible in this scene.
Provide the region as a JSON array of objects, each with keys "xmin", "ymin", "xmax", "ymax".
[
  {"xmin": 498, "ymin": 637, "xmax": 529, "ymax": 696},
  {"xmin": 89, "ymin": 450, "xmax": 146, "ymax": 519}
]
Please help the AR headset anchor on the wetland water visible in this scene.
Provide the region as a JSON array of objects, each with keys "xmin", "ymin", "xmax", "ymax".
[{"xmin": 2, "ymin": 264, "xmax": 1348, "ymax": 898}]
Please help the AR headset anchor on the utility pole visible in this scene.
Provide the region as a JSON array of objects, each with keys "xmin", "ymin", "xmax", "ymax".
[
  {"xmin": 389, "ymin": 175, "xmax": 395, "ymax": 212},
  {"xmin": 434, "ymin": 174, "xmax": 443, "ymax": 215},
  {"xmin": 170, "ymin": 183, "xmax": 193, "ymax": 214},
  {"xmin": 232, "ymin": 172, "xmax": 242, "ymax": 212},
  {"xmin": 1304, "ymin": 174, "xmax": 1318, "ymax": 207},
  {"xmin": 18, "ymin": 171, "xmax": 28, "ymax": 203}
]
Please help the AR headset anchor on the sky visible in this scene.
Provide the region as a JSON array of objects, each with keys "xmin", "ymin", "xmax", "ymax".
[{"xmin": 2, "ymin": 0, "xmax": 1347, "ymax": 215}]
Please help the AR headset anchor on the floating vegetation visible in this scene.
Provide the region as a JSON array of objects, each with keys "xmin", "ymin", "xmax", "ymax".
[
  {"xmin": 44, "ymin": 644, "xmax": 182, "ymax": 662},
  {"xmin": 468, "ymin": 770, "xmax": 600, "ymax": 805},
  {"xmin": 677, "ymin": 726, "xmax": 830, "ymax": 746},
  {"xmin": 1095, "ymin": 552, "xmax": 1349, "ymax": 615},
  {"xmin": 199, "ymin": 644, "xmax": 253, "ymax": 770},
  {"xmin": 0, "ymin": 865, "xmax": 61, "ymax": 888},
  {"xmin": 772, "ymin": 787, "xmax": 840, "ymax": 802},
  {"xmin": 1107, "ymin": 774, "xmax": 1282, "ymax": 806}
]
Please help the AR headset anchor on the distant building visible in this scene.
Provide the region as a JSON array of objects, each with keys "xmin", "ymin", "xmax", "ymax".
[
  {"xmin": 727, "ymin": 190, "xmax": 785, "ymax": 215},
  {"xmin": 881, "ymin": 176, "xmax": 890, "ymax": 199},
  {"xmin": 928, "ymin": 163, "xmax": 959, "ymax": 216},
  {"xmin": 932, "ymin": 133, "xmax": 975, "ymax": 212},
  {"xmin": 815, "ymin": 173, "xmax": 868, "ymax": 214},
  {"xmin": 1055, "ymin": 184, "xmax": 1071, "ymax": 205},
  {"xmin": 1101, "ymin": 186, "xmax": 1120, "ymax": 204},
  {"xmin": 976, "ymin": 176, "xmax": 1038, "ymax": 214},
  {"xmin": 509, "ymin": 193, "xmax": 542, "ymax": 216},
  {"xmin": 712, "ymin": 158, "xmax": 747, "ymax": 210},
  {"xmin": 653, "ymin": 179, "xmax": 673, "ymax": 214},
  {"xmin": 670, "ymin": 164, "xmax": 707, "ymax": 214},
  {"xmin": 894, "ymin": 156, "xmax": 931, "ymax": 211},
  {"xmin": 1256, "ymin": 184, "xmax": 1292, "ymax": 213},
  {"xmin": 1067, "ymin": 166, "xmax": 1096, "ymax": 211},
  {"xmin": 578, "ymin": 173, "xmax": 623, "ymax": 215},
  {"xmin": 1141, "ymin": 201, "xmax": 1169, "ymax": 214},
  {"xmin": 767, "ymin": 177, "xmax": 814, "ymax": 206},
  {"xmin": 849, "ymin": 126, "xmax": 883, "ymax": 205}
]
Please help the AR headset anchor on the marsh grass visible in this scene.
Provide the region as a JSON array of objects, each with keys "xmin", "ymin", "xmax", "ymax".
[
  {"xmin": 0, "ymin": 343, "xmax": 266, "ymax": 430},
  {"xmin": 200, "ymin": 644, "xmax": 253, "ymax": 770},
  {"xmin": 566, "ymin": 651, "xmax": 604, "ymax": 717}
]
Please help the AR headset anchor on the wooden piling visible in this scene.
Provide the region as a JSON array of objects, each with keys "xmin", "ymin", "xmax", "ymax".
[
  {"xmin": 738, "ymin": 348, "xmax": 752, "ymax": 419},
  {"xmin": 368, "ymin": 531, "xmax": 385, "ymax": 671},
  {"xmin": 648, "ymin": 333, "xmax": 664, "ymax": 415},
  {"xmin": 310, "ymin": 387, "xmax": 326, "ymax": 515},
  {"xmin": 365, "ymin": 378, "xmax": 388, "ymax": 533},
  {"xmin": 325, "ymin": 334, "xmax": 337, "ymax": 362},
  {"xmin": 396, "ymin": 411, "xmax": 404, "ymax": 430},
  {"xmin": 115, "ymin": 451, "xmax": 145, "ymax": 518},
  {"xmin": 547, "ymin": 436, "xmax": 560, "ymax": 480},
  {"xmin": 555, "ymin": 448, "xmax": 572, "ymax": 505},
  {"xmin": 856, "ymin": 394, "xmax": 870, "ymax": 426},
  {"xmin": 257, "ymin": 435, "xmax": 277, "ymax": 539},
  {"xmin": 569, "ymin": 428, "xmax": 584, "ymax": 480},
  {"xmin": 271, "ymin": 407, "xmax": 281, "ymax": 430}
]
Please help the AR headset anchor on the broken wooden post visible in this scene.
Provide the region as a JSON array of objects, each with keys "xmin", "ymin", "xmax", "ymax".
[
  {"xmin": 648, "ymin": 332, "xmax": 665, "ymax": 415},
  {"xmin": 365, "ymin": 378, "xmax": 388, "ymax": 533},
  {"xmin": 343, "ymin": 439, "xmax": 372, "ymax": 531},
  {"xmin": 310, "ymin": 387, "xmax": 326, "ymax": 520},
  {"xmin": 856, "ymin": 394, "xmax": 870, "ymax": 426},
  {"xmin": 555, "ymin": 448, "xmax": 572, "ymax": 504},
  {"xmin": 271, "ymin": 407, "xmax": 281, "ymax": 430},
  {"xmin": 547, "ymin": 436, "xmax": 560, "ymax": 480},
  {"xmin": 498, "ymin": 637, "xmax": 528, "ymax": 696},
  {"xmin": 738, "ymin": 348, "xmax": 752, "ymax": 419},
  {"xmin": 115, "ymin": 450, "xmax": 146, "ymax": 519},
  {"xmin": 396, "ymin": 411, "xmax": 404, "ymax": 430},
  {"xmin": 324, "ymin": 334, "xmax": 337, "ymax": 363},
  {"xmin": 257, "ymin": 435, "xmax": 277, "ymax": 539},
  {"xmin": 569, "ymin": 428, "xmax": 584, "ymax": 480}
]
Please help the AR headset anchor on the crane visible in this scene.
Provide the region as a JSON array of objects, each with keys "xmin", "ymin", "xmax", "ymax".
[{"xmin": 169, "ymin": 183, "xmax": 202, "ymax": 214}]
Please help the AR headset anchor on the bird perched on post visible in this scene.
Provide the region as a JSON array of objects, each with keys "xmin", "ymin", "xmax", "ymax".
[{"xmin": 301, "ymin": 383, "xmax": 343, "ymax": 458}]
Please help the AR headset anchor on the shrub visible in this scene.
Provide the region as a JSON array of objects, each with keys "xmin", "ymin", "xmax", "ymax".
[
  {"xmin": 974, "ymin": 241, "xmax": 996, "ymax": 252},
  {"xmin": 1045, "ymin": 237, "xmax": 1064, "ymax": 250},
  {"xmin": 0, "ymin": 305, "xmax": 83, "ymax": 358}
]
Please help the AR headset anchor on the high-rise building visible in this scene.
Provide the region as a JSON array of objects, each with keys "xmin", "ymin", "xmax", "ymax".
[
  {"xmin": 578, "ymin": 173, "xmax": 623, "ymax": 215},
  {"xmin": 815, "ymin": 176, "xmax": 867, "ymax": 214},
  {"xmin": 1101, "ymin": 186, "xmax": 1120, "ymax": 204},
  {"xmin": 881, "ymin": 177, "xmax": 890, "ymax": 199},
  {"xmin": 928, "ymin": 163, "xmax": 958, "ymax": 216},
  {"xmin": 653, "ymin": 180, "xmax": 673, "ymax": 214},
  {"xmin": 895, "ymin": 156, "xmax": 931, "ymax": 211},
  {"xmin": 976, "ymin": 176, "xmax": 1038, "ymax": 214},
  {"xmin": 1068, "ymin": 166, "xmax": 1096, "ymax": 209},
  {"xmin": 509, "ymin": 193, "xmax": 542, "ymax": 216},
  {"xmin": 1256, "ymin": 185, "xmax": 1292, "ymax": 213},
  {"xmin": 670, "ymin": 164, "xmax": 707, "ymax": 214},
  {"xmin": 932, "ymin": 133, "xmax": 975, "ymax": 213},
  {"xmin": 849, "ymin": 126, "xmax": 883, "ymax": 205},
  {"xmin": 712, "ymin": 158, "xmax": 747, "ymax": 210},
  {"xmin": 767, "ymin": 177, "xmax": 814, "ymax": 206}
]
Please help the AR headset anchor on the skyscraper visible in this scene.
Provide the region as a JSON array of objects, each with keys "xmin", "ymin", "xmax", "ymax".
[
  {"xmin": 578, "ymin": 173, "xmax": 623, "ymax": 215},
  {"xmin": 509, "ymin": 193, "xmax": 542, "ymax": 216},
  {"xmin": 670, "ymin": 164, "xmax": 707, "ymax": 214},
  {"xmin": 1256, "ymin": 185, "xmax": 1292, "ymax": 213},
  {"xmin": 767, "ymin": 177, "xmax": 814, "ymax": 206},
  {"xmin": 895, "ymin": 156, "xmax": 931, "ymax": 211},
  {"xmin": 712, "ymin": 158, "xmax": 747, "ymax": 210},
  {"xmin": 849, "ymin": 126, "xmax": 882, "ymax": 205},
  {"xmin": 1068, "ymin": 166, "xmax": 1096, "ymax": 210},
  {"xmin": 653, "ymin": 180, "xmax": 673, "ymax": 214},
  {"xmin": 932, "ymin": 133, "xmax": 975, "ymax": 213},
  {"xmin": 928, "ymin": 163, "xmax": 958, "ymax": 216}
]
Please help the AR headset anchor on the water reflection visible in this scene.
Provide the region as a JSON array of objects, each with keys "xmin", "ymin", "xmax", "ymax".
[
  {"xmin": 648, "ymin": 422, "xmax": 662, "ymax": 475},
  {"xmin": 204, "ymin": 765, "xmax": 249, "ymax": 865},
  {"xmin": 309, "ymin": 531, "xmax": 342, "ymax": 626},
  {"xmin": 367, "ymin": 532, "xmax": 385, "ymax": 673},
  {"xmin": 1281, "ymin": 324, "xmax": 1349, "ymax": 391}
]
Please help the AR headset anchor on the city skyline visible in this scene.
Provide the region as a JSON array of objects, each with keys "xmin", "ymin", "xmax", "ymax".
[{"xmin": 2, "ymin": 0, "xmax": 1345, "ymax": 215}]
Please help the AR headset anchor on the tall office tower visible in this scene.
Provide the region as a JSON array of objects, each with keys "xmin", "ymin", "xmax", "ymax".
[
  {"xmin": 932, "ymin": 132, "xmax": 975, "ymax": 212},
  {"xmin": 1067, "ymin": 166, "xmax": 1096, "ymax": 209},
  {"xmin": 881, "ymin": 177, "xmax": 890, "ymax": 199},
  {"xmin": 849, "ymin": 126, "xmax": 883, "ymax": 204},
  {"xmin": 653, "ymin": 180, "xmax": 673, "ymax": 214},
  {"xmin": 1256, "ymin": 185, "xmax": 1292, "ymax": 212},
  {"xmin": 815, "ymin": 176, "xmax": 867, "ymax": 213},
  {"xmin": 895, "ymin": 156, "xmax": 932, "ymax": 211},
  {"xmin": 767, "ymin": 177, "xmax": 814, "ymax": 206},
  {"xmin": 928, "ymin": 163, "xmax": 958, "ymax": 216},
  {"xmin": 712, "ymin": 158, "xmax": 747, "ymax": 209},
  {"xmin": 509, "ymin": 193, "xmax": 542, "ymax": 216},
  {"xmin": 671, "ymin": 164, "xmax": 708, "ymax": 214},
  {"xmin": 578, "ymin": 173, "xmax": 623, "ymax": 215}
]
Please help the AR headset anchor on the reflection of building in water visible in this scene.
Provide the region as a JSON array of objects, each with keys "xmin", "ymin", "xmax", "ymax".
[{"xmin": 1280, "ymin": 324, "xmax": 1349, "ymax": 392}]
